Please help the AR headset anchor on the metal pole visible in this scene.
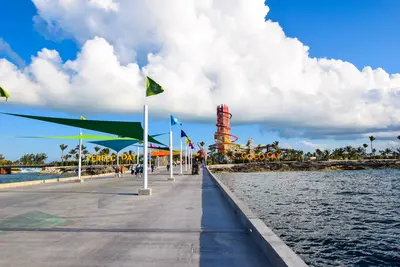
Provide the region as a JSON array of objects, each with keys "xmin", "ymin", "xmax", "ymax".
[
  {"xmin": 78, "ymin": 129, "xmax": 82, "ymax": 180},
  {"xmin": 180, "ymin": 134, "xmax": 183, "ymax": 175},
  {"xmin": 137, "ymin": 146, "xmax": 139, "ymax": 165},
  {"xmin": 143, "ymin": 104, "xmax": 148, "ymax": 189},
  {"xmin": 169, "ymin": 124, "xmax": 174, "ymax": 178},
  {"xmin": 116, "ymin": 151, "xmax": 119, "ymax": 177},
  {"xmin": 185, "ymin": 144, "xmax": 188, "ymax": 172},
  {"xmin": 189, "ymin": 147, "xmax": 192, "ymax": 170}
]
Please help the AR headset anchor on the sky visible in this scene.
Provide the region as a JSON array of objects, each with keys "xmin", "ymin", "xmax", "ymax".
[{"xmin": 0, "ymin": 0, "xmax": 399, "ymax": 161}]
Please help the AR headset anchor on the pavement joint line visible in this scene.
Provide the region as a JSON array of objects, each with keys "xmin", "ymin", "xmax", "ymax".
[{"xmin": 0, "ymin": 227, "xmax": 248, "ymax": 233}]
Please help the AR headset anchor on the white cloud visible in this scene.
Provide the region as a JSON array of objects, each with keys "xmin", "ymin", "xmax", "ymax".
[
  {"xmin": 1, "ymin": 0, "xmax": 399, "ymax": 139},
  {"xmin": 297, "ymin": 140, "xmax": 324, "ymax": 150},
  {"xmin": 88, "ymin": 0, "xmax": 119, "ymax": 12}
]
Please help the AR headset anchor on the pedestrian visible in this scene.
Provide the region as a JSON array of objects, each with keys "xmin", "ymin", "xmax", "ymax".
[
  {"xmin": 139, "ymin": 165, "xmax": 143, "ymax": 177},
  {"xmin": 135, "ymin": 165, "xmax": 139, "ymax": 177},
  {"xmin": 114, "ymin": 165, "xmax": 119, "ymax": 178}
]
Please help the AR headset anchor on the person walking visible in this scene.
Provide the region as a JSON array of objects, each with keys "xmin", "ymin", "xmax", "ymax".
[
  {"xmin": 114, "ymin": 165, "xmax": 120, "ymax": 178},
  {"xmin": 120, "ymin": 165, "xmax": 125, "ymax": 177}
]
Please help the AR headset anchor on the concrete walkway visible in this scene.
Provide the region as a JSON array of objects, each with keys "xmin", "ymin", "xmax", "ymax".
[{"xmin": 0, "ymin": 168, "xmax": 271, "ymax": 267}]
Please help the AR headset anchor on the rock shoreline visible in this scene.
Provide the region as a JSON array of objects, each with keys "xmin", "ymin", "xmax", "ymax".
[
  {"xmin": 209, "ymin": 160, "xmax": 400, "ymax": 173},
  {"xmin": 39, "ymin": 166, "xmax": 115, "ymax": 176}
]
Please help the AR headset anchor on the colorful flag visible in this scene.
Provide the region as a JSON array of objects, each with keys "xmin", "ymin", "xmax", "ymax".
[
  {"xmin": 146, "ymin": 76, "xmax": 164, "ymax": 97},
  {"xmin": 181, "ymin": 130, "xmax": 188, "ymax": 138},
  {"xmin": 185, "ymin": 137, "xmax": 191, "ymax": 144},
  {"xmin": 0, "ymin": 86, "xmax": 10, "ymax": 101},
  {"xmin": 81, "ymin": 116, "xmax": 86, "ymax": 120},
  {"xmin": 189, "ymin": 142, "xmax": 195, "ymax": 149},
  {"xmin": 170, "ymin": 114, "xmax": 182, "ymax": 126}
]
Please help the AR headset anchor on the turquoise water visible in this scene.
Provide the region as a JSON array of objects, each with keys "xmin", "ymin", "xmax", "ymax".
[
  {"xmin": 0, "ymin": 171, "xmax": 75, "ymax": 184},
  {"xmin": 217, "ymin": 169, "xmax": 400, "ymax": 267}
]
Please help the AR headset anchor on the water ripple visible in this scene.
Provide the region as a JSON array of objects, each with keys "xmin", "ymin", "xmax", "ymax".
[{"xmin": 217, "ymin": 169, "xmax": 400, "ymax": 267}]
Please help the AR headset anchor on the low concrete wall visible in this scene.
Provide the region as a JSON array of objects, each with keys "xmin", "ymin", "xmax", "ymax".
[
  {"xmin": 0, "ymin": 173, "xmax": 114, "ymax": 189},
  {"xmin": 205, "ymin": 167, "xmax": 308, "ymax": 267}
]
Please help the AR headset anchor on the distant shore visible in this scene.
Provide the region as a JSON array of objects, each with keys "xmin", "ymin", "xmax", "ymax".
[{"xmin": 208, "ymin": 159, "xmax": 400, "ymax": 173}]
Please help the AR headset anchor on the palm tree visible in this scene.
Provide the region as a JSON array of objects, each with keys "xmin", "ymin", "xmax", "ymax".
[
  {"xmin": 19, "ymin": 154, "xmax": 33, "ymax": 165},
  {"xmin": 396, "ymin": 147, "xmax": 400, "ymax": 159},
  {"xmin": 68, "ymin": 149, "xmax": 77, "ymax": 163},
  {"xmin": 315, "ymin": 149, "xmax": 323, "ymax": 160},
  {"xmin": 65, "ymin": 154, "xmax": 72, "ymax": 162},
  {"xmin": 323, "ymin": 149, "xmax": 331, "ymax": 161},
  {"xmin": 94, "ymin": 146, "xmax": 101, "ymax": 155},
  {"xmin": 369, "ymin": 136, "xmax": 376, "ymax": 155},
  {"xmin": 384, "ymin": 148, "xmax": 393, "ymax": 159},
  {"xmin": 357, "ymin": 146, "xmax": 366, "ymax": 160},
  {"xmin": 60, "ymin": 144, "xmax": 68, "ymax": 163},
  {"xmin": 75, "ymin": 144, "xmax": 87, "ymax": 151},
  {"xmin": 99, "ymin": 148, "xmax": 110, "ymax": 164},
  {"xmin": 82, "ymin": 149, "xmax": 89, "ymax": 165},
  {"xmin": 271, "ymin": 141, "xmax": 280, "ymax": 151}
]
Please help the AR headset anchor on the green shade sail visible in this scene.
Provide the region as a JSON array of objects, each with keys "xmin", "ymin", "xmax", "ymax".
[
  {"xmin": 14, "ymin": 135, "xmax": 138, "ymax": 140},
  {"xmin": 89, "ymin": 140, "xmax": 140, "ymax": 153},
  {"xmin": 1, "ymin": 112, "xmax": 166, "ymax": 146}
]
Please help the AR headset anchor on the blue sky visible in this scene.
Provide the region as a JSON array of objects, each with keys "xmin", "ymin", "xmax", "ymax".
[{"xmin": 0, "ymin": 0, "xmax": 399, "ymax": 161}]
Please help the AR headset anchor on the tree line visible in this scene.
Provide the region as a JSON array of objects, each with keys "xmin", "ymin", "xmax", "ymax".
[
  {"xmin": 1, "ymin": 135, "xmax": 399, "ymax": 166},
  {"xmin": 207, "ymin": 135, "xmax": 400, "ymax": 164},
  {"xmin": 0, "ymin": 153, "xmax": 48, "ymax": 165}
]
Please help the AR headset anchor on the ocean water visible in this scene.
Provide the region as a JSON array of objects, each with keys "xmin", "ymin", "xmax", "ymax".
[
  {"xmin": 0, "ymin": 171, "xmax": 75, "ymax": 184},
  {"xmin": 216, "ymin": 169, "xmax": 400, "ymax": 267}
]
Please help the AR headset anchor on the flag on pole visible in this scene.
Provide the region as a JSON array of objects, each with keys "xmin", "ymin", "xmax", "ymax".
[
  {"xmin": 81, "ymin": 116, "xmax": 86, "ymax": 120},
  {"xmin": 181, "ymin": 130, "xmax": 188, "ymax": 138},
  {"xmin": 170, "ymin": 115, "xmax": 182, "ymax": 126},
  {"xmin": 0, "ymin": 86, "xmax": 10, "ymax": 101},
  {"xmin": 146, "ymin": 76, "xmax": 164, "ymax": 97},
  {"xmin": 189, "ymin": 142, "xmax": 195, "ymax": 149},
  {"xmin": 185, "ymin": 137, "xmax": 191, "ymax": 144}
]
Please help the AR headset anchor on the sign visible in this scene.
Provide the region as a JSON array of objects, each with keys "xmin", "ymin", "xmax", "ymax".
[
  {"xmin": 86, "ymin": 153, "xmax": 136, "ymax": 163},
  {"xmin": 240, "ymin": 152, "xmax": 282, "ymax": 160}
]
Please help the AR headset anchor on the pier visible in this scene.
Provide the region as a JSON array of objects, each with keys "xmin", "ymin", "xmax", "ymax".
[{"xmin": 0, "ymin": 167, "xmax": 307, "ymax": 267}]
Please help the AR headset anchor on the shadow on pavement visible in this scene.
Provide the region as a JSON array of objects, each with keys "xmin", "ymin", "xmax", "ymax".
[{"xmin": 199, "ymin": 166, "xmax": 270, "ymax": 267}]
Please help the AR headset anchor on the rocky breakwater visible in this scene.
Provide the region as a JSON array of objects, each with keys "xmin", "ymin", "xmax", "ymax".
[
  {"xmin": 40, "ymin": 166, "xmax": 115, "ymax": 175},
  {"xmin": 209, "ymin": 160, "xmax": 400, "ymax": 173},
  {"xmin": 40, "ymin": 167, "xmax": 62, "ymax": 175}
]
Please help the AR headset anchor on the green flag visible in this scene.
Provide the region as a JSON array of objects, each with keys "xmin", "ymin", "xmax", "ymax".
[
  {"xmin": 0, "ymin": 86, "xmax": 10, "ymax": 101},
  {"xmin": 146, "ymin": 76, "xmax": 164, "ymax": 97}
]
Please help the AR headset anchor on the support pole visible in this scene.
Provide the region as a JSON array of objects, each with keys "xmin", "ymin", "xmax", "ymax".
[
  {"xmin": 185, "ymin": 144, "xmax": 188, "ymax": 172},
  {"xmin": 77, "ymin": 129, "xmax": 82, "ymax": 182},
  {"xmin": 180, "ymin": 133, "xmax": 183, "ymax": 175},
  {"xmin": 169, "ymin": 123, "xmax": 174, "ymax": 180},
  {"xmin": 116, "ymin": 151, "xmax": 119, "ymax": 177},
  {"xmin": 137, "ymin": 146, "xmax": 139, "ymax": 165},
  {"xmin": 189, "ymin": 147, "xmax": 192, "ymax": 170},
  {"xmin": 138, "ymin": 104, "xmax": 151, "ymax": 195}
]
